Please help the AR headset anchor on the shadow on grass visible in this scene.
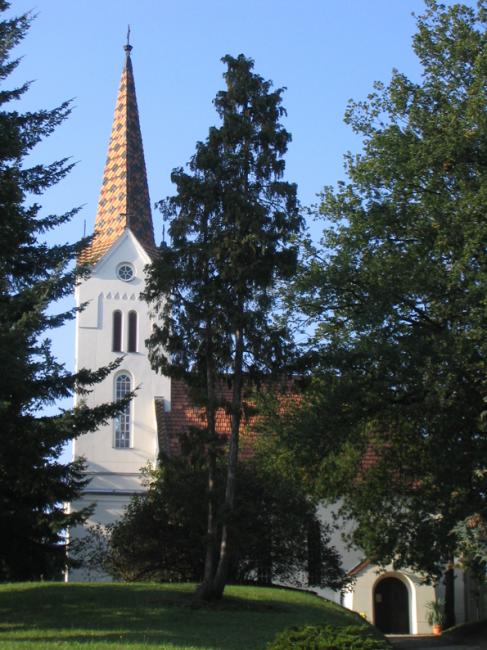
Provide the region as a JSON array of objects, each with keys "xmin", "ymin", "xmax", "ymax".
[
  {"xmin": 0, "ymin": 631, "xmax": 199, "ymax": 647},
  {"xmin": 0, "ymin": 583, "xmax": 362, "ymax": 650}
]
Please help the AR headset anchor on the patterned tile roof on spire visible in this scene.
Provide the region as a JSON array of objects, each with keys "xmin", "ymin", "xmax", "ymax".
[{"xmin": 82, "ymin": 43, "xmax": 155, "ymax": 263}]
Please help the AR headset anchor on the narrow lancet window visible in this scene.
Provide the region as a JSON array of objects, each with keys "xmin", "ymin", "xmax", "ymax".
[
  {"xmin": 112, "ymin": 310, "xmax": 122, "ymax": 352},
  {"xmin": 114, "ymin": 373, "xmax": 131, "ymax": 448},
  {"xmin": 128, "ymin": 310, "xmax": 137, "ymax": 353}
]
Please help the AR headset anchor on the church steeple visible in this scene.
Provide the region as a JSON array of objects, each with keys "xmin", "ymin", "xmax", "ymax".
[{"xmin": 86, "ymin": 37, "xmax": 155, "ymax": 263}]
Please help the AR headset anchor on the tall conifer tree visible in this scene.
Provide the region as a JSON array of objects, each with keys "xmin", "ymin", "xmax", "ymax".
[
  {"xmin": 145, "ymin": 54, "xmax": 302, "ymax": 600},
  {"xmin": 0, "ymin": 2, "xmax": 123, "ymax": 580}
]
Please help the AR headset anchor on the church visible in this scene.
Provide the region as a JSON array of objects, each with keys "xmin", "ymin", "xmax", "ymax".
[{"xmin": 67, "ymin": 42, "xmax": 481, "ymax": 635}]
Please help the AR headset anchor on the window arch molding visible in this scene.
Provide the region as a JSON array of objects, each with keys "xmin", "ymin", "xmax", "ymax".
[{"xmin": 113, "ymin": 370, "xmax": 133, "ymax": 449}]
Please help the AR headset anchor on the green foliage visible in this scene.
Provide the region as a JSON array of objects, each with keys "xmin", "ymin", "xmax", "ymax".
[
  {"xmin": 426, "ymin": 599, "xmax": 446, "ymax": 627},
  {"xmin": 88, "ymin": 448, "xmax": 346, "ymax": 590},
  {"xmin": 0, "ymin": 1, "xmax": 125, "ymax": 580},
  {"xmin": 278, "ymin": 0, "xmax": 487, "ymax": 584},
  {"xmin": 145, "ymin": 54, "xmax": 301, "ymax": 387},
  {"xmin": 454, "ymin": 514, "xmax": 487, "ymax": 585},
  {"xmin": 266, "ymin": 624, "xmax": 390, "ymax": 650},
  {"xmin": 85, "ymin": 460, "xmax": 208, "ymax": 582}
]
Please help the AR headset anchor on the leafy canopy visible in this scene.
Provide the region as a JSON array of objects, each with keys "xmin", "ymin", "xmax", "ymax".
[
  {"xmin": 145, "ymin": 54, "xmax": 302, "ymax": 388},
  {"xmin": 277, "ymin": 0, "xmax": 487, "ymax": 582}
]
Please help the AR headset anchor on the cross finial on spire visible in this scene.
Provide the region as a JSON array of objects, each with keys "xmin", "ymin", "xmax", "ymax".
[{"xmin": 124, "ymin": 25, "xmax": 132, "ymax": 54}]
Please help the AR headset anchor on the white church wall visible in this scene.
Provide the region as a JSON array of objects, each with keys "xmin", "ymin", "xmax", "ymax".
[
  {"xmin": 74, "ymin": 230, "xmax": 170, "ymax": 482},
  {"xmin": 454, "ymin": 570, "xmax": 467, "ymax": 624},
  {"xmin": 69, "ymin": 229, "xmax": 171, "ymax": 581},
  {"xmin": 311, "ymin": 502, "xmax": 363, "ymax": 604},
  {"xmin": 435, "ymin": 569, "xmax": 468, "ymax": 626},
  {"xmin": 68, "ymin": 493, "xmax": 135, "ymax": 581},
  {"xmin": 316, "ymin": 502, "xmax": 363, "ymax": 573},
  {"xmin": 315, "ymin": 503, "xmax": 451, "ymax": 633}
]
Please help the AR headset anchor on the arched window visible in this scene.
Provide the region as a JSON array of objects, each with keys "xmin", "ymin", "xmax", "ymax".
[
  {"xmin": 128, "ymin": 310, "xmax": 137, "ymax": 353},
  {"xmin": 114, "ymin": 373, "xmax": 131, "ymax": 448},
  {"xmin": 112, "ymin": 310, "xmax": 122, "ymax": 352}
]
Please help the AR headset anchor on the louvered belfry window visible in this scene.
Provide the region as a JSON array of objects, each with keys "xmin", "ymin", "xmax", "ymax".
[
  {"xmin": 112, "ymin": 310, "xmax": 122, "ymax": 352},
  {"xmin": 128, "ymin": 310, "xmax": 137, "ymax": 352}
]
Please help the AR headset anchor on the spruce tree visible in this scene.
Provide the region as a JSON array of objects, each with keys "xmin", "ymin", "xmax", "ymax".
[
  {"xmin": 145, "ymin": 54, "xmax": 302, "ymax": 600},
  {"xmin": 0, "ymin": 1, "xmax": 123, "ymax": 580}
]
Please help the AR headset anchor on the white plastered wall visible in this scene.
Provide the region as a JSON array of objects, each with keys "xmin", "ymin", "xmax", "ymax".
[
  {"xmin": 67, "ymin": 493, "xmax": 137, "ymax": 581},
  {"xmin": 74, "ymin": 230, "xmax": 170, "ymax": 482},
  {"xmin": 313, "ymin": 502, "xmax": 363, "ymax": 604}
]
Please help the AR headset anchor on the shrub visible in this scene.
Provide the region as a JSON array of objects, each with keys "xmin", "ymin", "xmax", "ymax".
[
  {"xmin": 81, "ymin": 453, "xmax": 346, "ymax": 588},
  {"xmin": 267, "ymin": 624, "xmax": 390, "ymax": 650}
]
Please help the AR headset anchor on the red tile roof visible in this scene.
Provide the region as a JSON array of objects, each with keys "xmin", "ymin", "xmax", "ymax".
[
  {"xmin": 347, "ymin": 559, "xmax": 371, "ymax": 577},
  {"xmin": 155, "ymin": 379, "xmax": 381, "ymax": 478},
  {"xmin": 155, "ymin": 379, "xmax": 259, "ymax": 460}
]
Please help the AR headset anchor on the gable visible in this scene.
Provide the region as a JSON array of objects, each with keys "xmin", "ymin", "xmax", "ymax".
[
  {"xmin": 77, "ymin": 230, "xmax": 153, "ymax": 329},
  {"xmin": 90, "ymin": 229, "xmax": 153, "ymax": 281}
]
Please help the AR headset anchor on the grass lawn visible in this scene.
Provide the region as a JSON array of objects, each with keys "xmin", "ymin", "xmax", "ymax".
[{"xmin": 0, "ymin": 582, "xmax": 375, "ymax": 650}]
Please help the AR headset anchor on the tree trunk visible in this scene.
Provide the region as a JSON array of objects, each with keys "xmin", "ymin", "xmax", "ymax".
[
  {"xmin": 207, "ymin": 326, "xmax": 244, "ymax": 599},
  {"xmin": 195, "ymin": 332, "xmax": 219, "ymax": 601},
  {"xmin": 444, "ymin": 563, "xmax": 456, "ymax": 629},
  {"xmin": 195, "ymin": 447, "xmax": 217, "ymax": 600}
]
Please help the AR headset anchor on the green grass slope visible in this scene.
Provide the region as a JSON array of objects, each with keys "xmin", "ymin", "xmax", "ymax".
[{"xmin": 0, "ymin": 582, "xmax": 372, "ymax": 650}]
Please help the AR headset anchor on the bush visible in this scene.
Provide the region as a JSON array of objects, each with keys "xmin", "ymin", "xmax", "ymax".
[
  {"xmin": 267, "ymin": 624, "xmax": 390, "ymax": 650},
  {"xmin": 81, "ymin": 451, "xmax": 347, "ymax": 589}
]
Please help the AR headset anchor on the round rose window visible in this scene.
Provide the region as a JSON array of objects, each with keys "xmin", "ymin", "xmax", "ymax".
[{"xmin": 117, "ymin": 263, "xmax": 134, "ymax": 282}]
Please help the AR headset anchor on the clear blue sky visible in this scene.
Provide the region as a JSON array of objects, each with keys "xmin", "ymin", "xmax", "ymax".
[{"xmin": 6, "ymin": 0, "xmax": 475, "ymax": 456}]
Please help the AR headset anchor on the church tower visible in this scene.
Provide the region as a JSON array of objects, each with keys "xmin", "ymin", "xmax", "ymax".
[{"xmin": 69, "ymin": 41, "xmax": 170, "ymax": 578}]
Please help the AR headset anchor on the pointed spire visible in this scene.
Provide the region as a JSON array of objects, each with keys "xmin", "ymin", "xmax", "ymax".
[{"xmin": 86, "ymin": 38, "xmax": 155, "ymax": 263}]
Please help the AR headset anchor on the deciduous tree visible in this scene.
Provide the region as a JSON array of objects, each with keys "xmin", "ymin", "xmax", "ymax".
[{"xmin": 278, "ymin": 0, "xmax": 487, "ymax": 627}]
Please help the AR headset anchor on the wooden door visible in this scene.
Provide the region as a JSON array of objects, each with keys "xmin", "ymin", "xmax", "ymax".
[{"xmin": 374, "ymin": 576, "xmax": 410, "ymax": 634}]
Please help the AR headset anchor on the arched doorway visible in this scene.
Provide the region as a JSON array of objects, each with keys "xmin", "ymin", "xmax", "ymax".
[{"xmin": 374, "ymin": 576, "xmax": 410, "ymax": 634}]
